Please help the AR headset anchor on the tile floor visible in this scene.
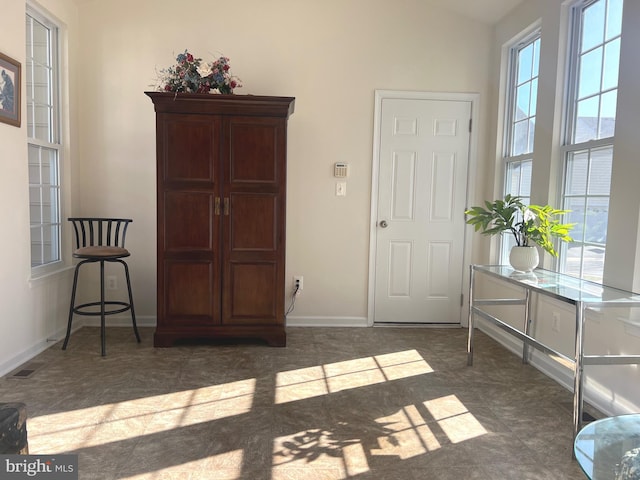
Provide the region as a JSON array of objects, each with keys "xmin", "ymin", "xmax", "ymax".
[{"xmin": 0, "ymin": 326, "xmax": 590, "ymax": 479}]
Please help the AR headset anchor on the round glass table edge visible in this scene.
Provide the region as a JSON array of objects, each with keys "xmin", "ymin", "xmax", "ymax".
[{"xmin": 574, "ymin": 414, "xmax": 640, "ymax": 480}]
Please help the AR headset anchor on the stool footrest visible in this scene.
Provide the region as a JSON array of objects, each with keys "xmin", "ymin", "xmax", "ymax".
[{"xmin": 73, "ymin": 301, "xmax": 132, "ymax": 317}]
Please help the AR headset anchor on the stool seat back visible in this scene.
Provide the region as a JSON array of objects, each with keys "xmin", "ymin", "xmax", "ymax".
[{"xmin": 69, "ymin": 218, "xmax": 132, "ymax": 251}]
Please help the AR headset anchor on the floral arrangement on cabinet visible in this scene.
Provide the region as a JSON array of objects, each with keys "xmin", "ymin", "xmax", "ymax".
[{"xmin": 157, "ymin": 50, "xmax": 242, "ymax": 94}]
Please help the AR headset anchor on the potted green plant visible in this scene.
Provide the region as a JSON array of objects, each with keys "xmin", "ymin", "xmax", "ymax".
[{"xmin": 465, "ymin": 194, "xmax": 575, "ymax": 272}]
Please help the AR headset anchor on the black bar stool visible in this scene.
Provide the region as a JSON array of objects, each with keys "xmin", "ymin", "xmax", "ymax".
[{"xmin": 63, "ymin": 218, "xmax": 141, "ymax": 356}]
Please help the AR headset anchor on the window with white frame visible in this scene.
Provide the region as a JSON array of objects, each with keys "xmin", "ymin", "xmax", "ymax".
[
  {"xmin": 501, "ymin": 31, "xmax": 540, "ymax": 262},
  {"xmin": 26, "ymin": 8, "xmax": 62, "ymax": 270},
  {"xmin": 560, "ymin": 0, "xmax": 622, "ymax": 282}
]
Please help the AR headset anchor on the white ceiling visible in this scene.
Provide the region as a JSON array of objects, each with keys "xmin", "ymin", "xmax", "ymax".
[{"xmin": 428, "ymin": 0, "xmax": 525, "ymax": 24}]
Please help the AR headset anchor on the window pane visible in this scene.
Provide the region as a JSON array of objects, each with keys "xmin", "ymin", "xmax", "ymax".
[
  {"xmin": 28, "ymin": 164, "xmax": 40, "ymax": 184},
  {"xmin": 33, "ymin": 83, "xmax": 50, "ymax": 107},
  {"xmin": 574, "ymin": 96, "xmax": 599, "ymax": 143},
  {"xmin": 35, "ymin": 65, "xmax": 51, "ymax": 90},
  {"xmin": 530, "ymin": 78, "xmax": 538, "ymax": 117},
  {"xmin": 33, "ymin": 63, "xmax": 50, "ymax": 90},
  {"xmin": 578, "ymin": 47, "xmax": 603, "ymax": 99},
  {"xmin": 563, "ymin": 241, "xmax": 605, "ymax": 283},
  {"xmin": 41, "ymin": 164, "xmax": 52, "ymax": 187},
  {"xmin": 516, "ymin": 83, "xmax": 531, "ymax": 120},
  {"xmin": 599, "ymin": 91, "xmax": 617, "ymax": 138},
  {"xmin": 527, "ymin": 118, "xmax": 536, "ymax": 153},
  {"xmin": 566, "ymin": 151, "xmax": 589, "ymax": 195},
  {"xmin": 32, "ymin": 43, "xmax": 49, "ymax": 67},
  {"xmin": 582, "ymin": 247, "xmax": 605, "ymax": 283},
  {"xmin": 585, "ymin": 197, "xmax": 608, "ymax": 244},
  {"xmin": 602, "ymin": 38, "xmax": 620, "ymax": 90},
  {"xmin": 506, "ymin": 162, "xmax": 523, "ymax": 197},
  {"xmin": 502, "ymin": 159, "xmax": 532, "ymax": 264},
  {"xmin": 519, "ymin": 161, "xmax": 532, "ymax": 197},
  {"xmin": 563, "ymin": 242, "xmax": 584, "ymax": 278},
  {"xmin": 34, "ymin": 105, "xmax": 52, "ymax": 141},
  {"xmin": 564, "ymin": 197, "xmax": 586, "ymax": 244},
  {"xmin": 40, "ymin": 147, "xmax": 57, "ymax": 185},
  {"xmin": 581, "ymin": 0, "xmax": 605, "ymax": 52},
  {"xmin": 512, "ymin": 121, "xmax": 529, "ymax": 156},
  {"xmin": 30, "ymin": 229, "xmax": 43, "ymax": 267},
  {"xmin": 32, "ymin": 66, "xmax": 52, "ymax": 124},
  {"xmin": 28, "ymin": 144, "xmax": 40, "ymax": 181},
  {"xmin": 588, "ymin": 147, "xmax": 612, "ymax": 195},
  {"xmin": 29, "ymin": 187, "xmax": 42, "ymax": 224},
  {"xmin": 43, "ymin": 224, "xmax": 60, "ymax": 264},
  {"xmin": 506, "ymin": 160, "xmax": 532, "ymax": 199},
  {"xmin": 42, "ymin": 187, "xmax": 54, "ymax": 223},
  {"xmin": 26, "ymin": 104, "xmax": 34, "ymax": 137},
  {"xmin": 606, "ymin": 0, "xmax": 623, "ymax": 40},
  {"xmin": 517, "ymin": 43, "xmax": 534, "ymax": 84},
  {"xmin": 532, "ymin": 39, "xmax": 540, "ymax": 77},
  {"xmin": 30, "ymin": 19, "xmax": 50, "ymax": 64},
  {"xmin": 51, "ymin": 186, "xmax": 59, "ymax": 216}
]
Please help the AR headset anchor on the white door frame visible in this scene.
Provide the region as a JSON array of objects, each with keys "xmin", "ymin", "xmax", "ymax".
[{"xmin": 367, "ymin": 89, "xmax": 480, "ymax": 327}]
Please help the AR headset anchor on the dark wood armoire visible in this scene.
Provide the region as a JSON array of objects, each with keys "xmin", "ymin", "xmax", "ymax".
[{"xmin": 145, "ymin": 92, "xmax": 295, "ymax": 347}]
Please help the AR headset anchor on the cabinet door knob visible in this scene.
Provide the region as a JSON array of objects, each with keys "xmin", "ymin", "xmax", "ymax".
[{"xmin": 214, "ymin": 197, "xmax": 221, "ymax": 216}]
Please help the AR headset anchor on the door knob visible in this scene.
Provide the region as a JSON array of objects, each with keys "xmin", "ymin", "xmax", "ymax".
[{"xmin": 379, "ymin": 220, "xmax": 388, "ymax": 228}]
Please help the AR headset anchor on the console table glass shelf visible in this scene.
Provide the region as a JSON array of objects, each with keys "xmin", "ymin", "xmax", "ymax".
[{"xmin": 467, "ymin": 265, "xmax": 640, "ymax": 440}]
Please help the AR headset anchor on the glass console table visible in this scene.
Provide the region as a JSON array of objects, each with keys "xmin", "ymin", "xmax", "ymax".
[
  {"xmin": 467, "ymin": 265, "xmax": 640, "ymax": 440},
  {"xmin": 574, "ymin": 414, "xmax": 640, "ymax": 479}
]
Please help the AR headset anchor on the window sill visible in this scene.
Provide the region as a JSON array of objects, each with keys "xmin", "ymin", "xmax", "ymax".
[{"xmin": 29, "ymin": 264, "xmax": 74, "ymax": 288}]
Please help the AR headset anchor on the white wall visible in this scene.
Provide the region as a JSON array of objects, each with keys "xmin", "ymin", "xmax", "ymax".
[
  {"xmin": 478, "ymin": 0, "xmax": 640, "ymax": 416},
  {"xmin": 0, "ymin": 0, "xmax": 79, "ymax": 374},
  {"xmin": 0, "ymin": 0, "xmax": 493, "ymax": 372}
]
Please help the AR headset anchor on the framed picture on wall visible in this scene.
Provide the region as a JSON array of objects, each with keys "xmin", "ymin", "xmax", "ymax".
[{"xmin": 0, "ymin": 52, "xmax": 21, "ymax": 127}]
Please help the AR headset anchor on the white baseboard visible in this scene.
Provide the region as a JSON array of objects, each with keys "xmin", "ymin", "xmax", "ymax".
[
  {"xmin": 286, "ymin": 316, "xmax": 369, "ymax": 327},
  {"xmin": 0, "ymin": 324, "xmax": 75, "ymax": 377},
  {"xmin": 476, "ymin": 318, "xmax": 640, "ymax": 417}
]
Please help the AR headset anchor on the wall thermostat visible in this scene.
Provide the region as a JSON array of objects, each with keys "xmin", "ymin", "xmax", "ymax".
[{"xmin": 334, "ymin": 162, "xmax": 349, "ymax": 178}]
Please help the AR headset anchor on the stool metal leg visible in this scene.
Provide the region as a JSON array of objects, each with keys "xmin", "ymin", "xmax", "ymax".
[
  {"xmin": 100, "ymin": 260, "xmax": 106, "ymax": 357},
  {"xmin": 121, "ymin": 260, "xmax": 141, "ymax": 343},
  {"xmin": 63, "ymin": 262, "xmax": 83, "ymax": 350}
]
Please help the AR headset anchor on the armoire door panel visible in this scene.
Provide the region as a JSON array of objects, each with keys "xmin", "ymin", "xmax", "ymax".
[
  {"xmin": 228, "ymin": 119, "xmax": 280, "ymax": 184},
  {"xmin": 162, "ymin": 115, "xmax": 220, "ymax": 183},
  {"xmin": 229, "ymin": 193, "xmax": 278, "ymax": 252},
  {"xmin": 164, "ymin": 192, "xmax": 216, "ymax": 251},
  {"xmin": 225, "ymin": 262, "xmax": 277, "ymax": 323},
  {"xmin": 165, "ymin": 260, "xmax": 219, "ymax": 324}
]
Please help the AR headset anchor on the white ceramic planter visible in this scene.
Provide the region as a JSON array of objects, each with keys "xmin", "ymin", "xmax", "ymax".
[{"xmin": 509, "ymin": 246, "xmax": 539, "ymax": 272}]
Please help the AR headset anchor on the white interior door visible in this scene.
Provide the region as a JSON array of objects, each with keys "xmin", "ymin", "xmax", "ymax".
[{"xmin": 373, "ymin": 96, "xmax": 471, "ymax": 324}]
